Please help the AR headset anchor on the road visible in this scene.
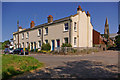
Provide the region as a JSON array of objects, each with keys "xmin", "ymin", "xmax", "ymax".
[{"xmin": 11, "ymin": 50, "xmax": 119, "ymax": 79}]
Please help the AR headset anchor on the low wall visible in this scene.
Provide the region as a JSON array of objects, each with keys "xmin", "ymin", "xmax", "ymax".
[{"xmin": 54, "ymin": 47, "xmax": 100, "ymax": 54}]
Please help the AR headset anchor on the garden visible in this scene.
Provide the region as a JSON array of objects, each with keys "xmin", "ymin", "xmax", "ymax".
[
  {"xmin": 29, "ymin": 43, "xmax": 100, "ymax": 55},
  {"xmin": 2, "ymin": 54, "xmax": 44, "ymax": 79}
]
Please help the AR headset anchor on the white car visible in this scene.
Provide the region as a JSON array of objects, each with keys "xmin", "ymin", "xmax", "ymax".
[{"xmin": 9, "ymin": 48, "xmax": 14, "ymax": 54}]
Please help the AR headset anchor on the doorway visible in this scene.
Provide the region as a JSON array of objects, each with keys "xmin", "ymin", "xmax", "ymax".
[
  {"xmin": 56, "ymin": 39, "xmax": 60, "ymax": 47},
  {"xmin": 51, "ymin": 40, "xmax": 55, "ymax": 51}
]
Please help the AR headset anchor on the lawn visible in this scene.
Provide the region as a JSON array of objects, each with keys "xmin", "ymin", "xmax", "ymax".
[{"xmin": 2, "ymin": 54, "xmax": 44, "ymax": 79}]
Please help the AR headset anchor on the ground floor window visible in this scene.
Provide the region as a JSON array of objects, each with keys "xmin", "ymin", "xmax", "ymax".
[
  {"xmin": 56, "ymin": 39, "xmax": 60, "ymax": 47},
  {"xmin": 22, "ymin": 42, "xmax": 24, "ymax": 48},
  {"xmin": 31, "ymin": 42, "xmax": 33, "ymax": 49},
  {"xmin": 74, "ymin": 37, "xmax": 77, "ymax": 45},
  {"xmin": 34, "ymin": 42, "xmax": 36, "ymax": 49},
  {"xmin": 38, "ymin": 41, "xmax": 41, "ymax": 48},
  {"xmin": 45, "ymin": 40, "xmax": 48, "ymax": 44},
  {"xmin": 26, "ymin": 42, "xmax": 29, "ymax": 48},
  {"xmin": 15, "ymin": 44, "xmax": 16, "ymax": 49},
  {"xmin": 64, "ymin": 37, "xmax": 68, "ymax": 43}
]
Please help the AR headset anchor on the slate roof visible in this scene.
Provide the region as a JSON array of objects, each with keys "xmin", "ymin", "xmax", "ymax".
[{"xmin": 13, "ymin": 15, "xmax": 72, "ymax": 35}]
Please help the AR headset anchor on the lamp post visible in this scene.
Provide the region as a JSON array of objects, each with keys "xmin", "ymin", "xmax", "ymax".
[{"xmin": 17, "ymin": 20, "xmax": 19, "ymax": 49}]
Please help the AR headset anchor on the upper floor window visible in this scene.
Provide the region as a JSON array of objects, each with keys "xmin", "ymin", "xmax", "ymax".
[
  {"xmin": 64, "ymin": 23, "xmax": 69, "ymax": 31},
  {"xmin": 22, "ymin": 33, "xmax": 24, "ymax": 39},
  {"xmin": 14, "ymin": 35, "xmax": 16, "ymax": 40},
  {"xmin": 26, "ymin": 32, "xmax": 29, "ymax": 39},
  {"xmin": 38, "ymin": 29, "xmax": 41, "ymax": 36},
  {"xmin": 45, "ymin": 27, "xmax": 48, "ymax": 35},
  {"xmin": 74, "ymin": 22, "xmax": 77, "ymax": 31},
  {"xmin": 45, "ymin": 40, "xmax": 48, "ymax": 44}
]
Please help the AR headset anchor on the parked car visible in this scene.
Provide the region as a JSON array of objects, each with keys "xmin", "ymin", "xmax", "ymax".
[
  {"xmin": 4, "ymin": 48, "xmax": 10, "ymax": 54},
  {"xmin": 9, "ymin": 48, "xmax": 14, "ymax": 54},
  {"xmin": 13, "ymin": 48, "xmax": 29, "ymax": 55}
]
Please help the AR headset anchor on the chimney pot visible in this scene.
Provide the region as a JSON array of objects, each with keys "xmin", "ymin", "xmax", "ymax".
[
  {"xmin": 87, "ymin": 11, "xmax": 90, "ymax": 17},
  {"xmin": 30, "ymin": 21, "xmax": 35, "ymax": 28},
  {"xmin": 77, "ymin": 5, "xmax": 82, "ymax": 11},
  {"xmin": 19, "ymin": 26, "xmax": 22, "ymax": 29},
  {"xmin": 47, "ymin": 15, "xmax": 53, "ymax": 23}
]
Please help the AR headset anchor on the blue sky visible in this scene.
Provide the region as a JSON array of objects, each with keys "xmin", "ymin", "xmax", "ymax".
[{"xmin": 2, "ymin": 2, "xmax": 119, "ymax": 42}]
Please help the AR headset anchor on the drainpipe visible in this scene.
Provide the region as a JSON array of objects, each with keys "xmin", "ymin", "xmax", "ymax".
[
  {"xmin": 42, "ymin": 26, "xmax": 44, "ymax": 45},
  {"xmin": 69, "ymin": 18, "xmax": 72, "ymax": 44}
]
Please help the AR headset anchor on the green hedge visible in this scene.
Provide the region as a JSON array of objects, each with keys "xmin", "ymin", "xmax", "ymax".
[
  {"xmin": 41, "ymin": 43, "xmax": 51, "ymax": 51},
  {"xmin": 61, "ymin": 43, "xmax": 72, "ymax": 47}
]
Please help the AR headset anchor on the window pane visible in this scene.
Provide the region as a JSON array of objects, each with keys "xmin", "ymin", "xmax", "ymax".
[
  {"xmin": 64, "ymin": 23, "xmax": 68, "ymax": 30},
  {"xmin": 74, "ymin": 22, "xmax": 76, "ymax": 31},
  {"xmin": 39, "ymin": 29, "xmax": 41, "ymax": 35},
  {"xmin": 64, "ymin": 38, "xmax": 68, "ymax": 43},
  {"xmin": 39, "ymin": 41, "xmax": 41, "ymax": 47},
  {"xmin": 74, "ymin": 37, "xmax": 76, "ymax": 45},
  {"xmin": 45, "ymin": 40, "xmax": 48, "ymax": 43}
]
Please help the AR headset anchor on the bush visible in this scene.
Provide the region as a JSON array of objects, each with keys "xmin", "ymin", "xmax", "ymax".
[
  {"xmin": 115, "ymin": 35, "xmax": 120, "ymax": 47},
  {"xmin": 61, "ymin": 43, "xmax": 72, "ymax": 47},
  {"xmin": 30, "ymin": 49, "xmax": 34, "ymax": 52},
  {"xmin": 35, "ymin": 49, "xmax": 38, "ymax": 52},
  {"xmin": 41, "ymin": 43, "xmax": 51, "ymax": 51},
  {"xmin": 71, "ymin": 48, "xmax": 77, "ymax": 53}
]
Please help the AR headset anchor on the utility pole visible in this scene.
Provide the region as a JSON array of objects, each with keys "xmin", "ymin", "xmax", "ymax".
[{"xmin": 17, "ymin": 20, "xmax": 19, "ymax": 49}]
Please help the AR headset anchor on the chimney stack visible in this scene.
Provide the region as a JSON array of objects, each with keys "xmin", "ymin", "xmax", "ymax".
[
  {"xmin": 86, "ymin": 11, "xmax": 90, "ymax": 17},
  {"xmin": 77, "ymin": 5, "xmax": 82, "ymax": 11},
  {"xmin": 19, "ymin": 26, "xmax": 23, "ymax": 31},
  {"xmin": 47, "ymin": 15, "xmax": 53, "ymax": 23},
  {"xmin": 30, "ymin": 21, "xmax": 35, "ymax": 28}
]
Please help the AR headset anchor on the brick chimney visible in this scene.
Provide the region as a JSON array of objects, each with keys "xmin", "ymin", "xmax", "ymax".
[
  {"xmin": 19, "ymin": 26, "xmax": 23, "ymax": 31},
  {"xmin": 77, "ymin": 5, "xmax": 82, "ymax": 11},
  {"xmin": 30, "ymin": 21, "xmax": 35, "ymax": 28},
  {"xmin": 86, "ymin": 11, "xmax": 90, "ymax": 17},
  {"xmin": 47, "ymin": 15, "xmax": 53, "ymax": 23}
]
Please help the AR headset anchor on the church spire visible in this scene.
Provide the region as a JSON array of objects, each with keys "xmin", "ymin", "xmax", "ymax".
[
  {"xmin": 104, "ymin": 17, "xmax": 109, "ymax": 37},
  {"xmin": 105, "ymin": 17, "xmax": 108, "ymax": 26}
]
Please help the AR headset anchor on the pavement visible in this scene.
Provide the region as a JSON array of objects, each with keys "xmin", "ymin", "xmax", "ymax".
[{"xmin": 11, "ymin": 50, "xmax": 119, "ymax": 79}]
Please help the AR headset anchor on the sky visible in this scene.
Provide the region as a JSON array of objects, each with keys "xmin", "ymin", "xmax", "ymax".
[{"xmin": 2, "ymin": 2, "xmax": 119, "ymax": 42}]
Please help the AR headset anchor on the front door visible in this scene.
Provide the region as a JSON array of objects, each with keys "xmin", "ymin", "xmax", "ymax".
[
  {"xmin": 56, "ymin": 39, "xmax": 60, "ymax": 47},
  {"xmin": 51, "ymin": 40, "xmax": 55, "ymax": 51}
]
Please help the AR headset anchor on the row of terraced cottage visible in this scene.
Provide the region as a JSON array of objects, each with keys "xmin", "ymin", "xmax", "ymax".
[{"xmin": 13, "ymin": 5, "xmax": 105, "ymax": 51}]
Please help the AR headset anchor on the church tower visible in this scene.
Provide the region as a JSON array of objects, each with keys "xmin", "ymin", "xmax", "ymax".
[{"xmin": 104, "ymin": 17, "xmax": 109, "ymax": 36}]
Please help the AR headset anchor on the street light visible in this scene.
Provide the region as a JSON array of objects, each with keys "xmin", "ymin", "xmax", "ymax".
[{"xmin": 17, "ymin": 20, "xmax": 19, "ymax": 49}]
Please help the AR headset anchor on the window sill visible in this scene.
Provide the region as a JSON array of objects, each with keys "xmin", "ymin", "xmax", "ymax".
[
  {"xmin": 63, "ymin": 30, "xmax": 68, "ymax": 32},
  {"xmin": 74, "ymin": 30, "xmax": 77, "ymax": 32},
  {"xmin": 44, "ymin": 34, "xmax": 48, "ymax": 36},
  {"xmin": 38, "ymin": 35, "xmax": 41, "ymax": 37}
]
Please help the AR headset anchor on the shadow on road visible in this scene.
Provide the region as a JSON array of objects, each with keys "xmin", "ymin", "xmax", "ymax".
[{"xmin": 11, "ymin": 60, "xmax": 118, "ymax": 79}]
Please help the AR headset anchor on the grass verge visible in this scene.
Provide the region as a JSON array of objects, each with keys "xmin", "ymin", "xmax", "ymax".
[{"xmin": 2, "ymin": 54, "xmax": 44, "ymax": 79}]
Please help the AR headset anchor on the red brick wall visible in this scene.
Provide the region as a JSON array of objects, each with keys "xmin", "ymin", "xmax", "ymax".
[{"xmin": 93, "ymin": 29, "xmax": 100, "ymax": 44}]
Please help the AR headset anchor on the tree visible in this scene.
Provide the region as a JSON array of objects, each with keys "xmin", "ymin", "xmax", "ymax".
[
  {"xmin": 101, "ymin": 34, "xmax": 109, "ymax": 39},
  {"xmin": 2, "ymin": 40, "xmax": 10, "ymax": 49},
  {"xmin": 115, "ymin": 35, "xmax": 120, "ymax": 47}
]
